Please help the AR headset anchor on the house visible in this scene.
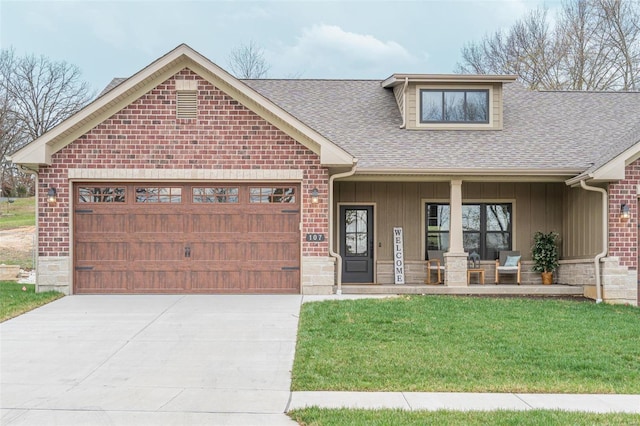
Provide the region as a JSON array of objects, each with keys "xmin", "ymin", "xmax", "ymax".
[{"xmin": 10, "ymin": 44, "xmax": 639, "ymax": 305}]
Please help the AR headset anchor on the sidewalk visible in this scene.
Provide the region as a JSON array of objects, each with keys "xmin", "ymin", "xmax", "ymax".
[{"xmin": 288, "ymin": 392, "xmax": 640, "ymax": 413}]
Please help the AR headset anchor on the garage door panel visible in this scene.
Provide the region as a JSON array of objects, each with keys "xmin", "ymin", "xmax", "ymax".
[
  {"xmin": 75, "ymin": 271, "xmax": 129, "ymax": 294},
  {"xmin": 190, "ymin": 271, "xmax": 243, "ymax": 292},
  {"xmin": 131, "ymin": 270, "xmax": 190, "ymax": 292},
  {"xmin": 246, "ymin": 215, "xmax": 298, "ymax": 234},
  {"xmin": 245, "ymin": 270, "xmax": 299, "ymax": 293},
  {"xmin": 247, "ymin": 242, "xmax": 299, "ymax": 261},
  {"xmin": 190, "ymin": 213, "xmax": 243, "ymax": 233},
  {"xmin": 130, "ymin": 214, "xmax": 186, "ymax": 233},
  {"xmin": 75, "ymin": 214, "xmax": 127, "ymax": 234},
  {"xmin": 190, "ymin": 242, "xmax": 244, "ymax": 261},
  {"xmin": 75, "ymin": 242, "xmax": 128, "ymax": 261},
  {"xmin": 130, "ymin": 242, "xmax": 186, "ymax": 261}
]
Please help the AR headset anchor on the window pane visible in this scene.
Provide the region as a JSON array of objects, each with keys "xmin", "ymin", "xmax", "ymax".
[
  {"xmin": 444, "ymin": 91, "xmax": 465, "ymax": 121},
  {"xmin": 427, "ymin": 233, "xmax": 449, "ymax": 252},
  {"xmin": 486, "ymin": 232, "xmax": 511, "ymax": 260},
  {"xmin": 466, "ymin": 91, "xmax": 488, "ymax": 122},
  {"xmin": 193, "ymin": 187, "xmax": 238, "ymax": 203},
  {"xmin": 346, "ymin": 234, "xmax": 357, "ymax": 255},
  {"xmin": 356, "ymin": 233, "xmax": 368, "ymax": 256},
  {"xmin": 136, "ymin": 187, "xmax": 181, "ymax": 203},
  {"xmin": 427, "ymin": 204, "xmax": 450, "ymax": 231},
  {"xmin": 462, "ymin": 205, "xmax": 481, "ymax": 231},
  {"xmin": 78, "ymin": 187, "xmax": 125, "ymax": 203},
  {"xmin": 463, "ymin": 232, "xmax": 480, "ymax": 255},
  {"xmin": 250, "ymin": 187, "xmax": 295, "ymax": 203},
  {"xmin": 486, "ymin": 204, "xmax": 511, "ymax": 231},
  {"xmin": 421, "ymin": 91, "xmax": 442, "ymax": 121}
]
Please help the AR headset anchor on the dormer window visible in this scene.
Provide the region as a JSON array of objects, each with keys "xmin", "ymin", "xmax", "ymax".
[{"xmin": 420, "ymin": 89, "xmax": 489, "ymax": 124}]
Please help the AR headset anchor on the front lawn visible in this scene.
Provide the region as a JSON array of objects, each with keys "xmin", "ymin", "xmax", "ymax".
[
  {"xmin": 0, "ymin": 282, "xmax": 63, "ymax": 322},
  {"xmin": 0, "ymin": 197, "xmax": 35, "ymax": 230},
  {"xmin": 288, "ymin": 408, "xmax": 640, "ymax": 426},
  {"xmin": 292, "ymin": 296, "xmax": 640, "ymax": 393}
]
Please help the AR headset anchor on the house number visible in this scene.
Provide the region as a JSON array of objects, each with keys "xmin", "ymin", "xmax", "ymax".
[{"xmin": 305, "ymin": 233, "xmax": 325, "ymax": 242}]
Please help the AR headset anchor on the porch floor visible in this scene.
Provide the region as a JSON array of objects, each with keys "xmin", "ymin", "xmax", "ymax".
[{"xmin": 339, "ymin": 284, "xmax": 585, "ymax": 297}]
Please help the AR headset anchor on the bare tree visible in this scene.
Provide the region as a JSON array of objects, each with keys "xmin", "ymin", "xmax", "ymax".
[
  {"xmin": 227, "ymin": 41, "xmax": 271, "ymax": 79},
  {"xmin": 457, "ymin": 0, "xmax": 640, "ymax": 91},
  {"xmin": 0, "ymin": 49, "xmax": 93, "ymax": 196}
]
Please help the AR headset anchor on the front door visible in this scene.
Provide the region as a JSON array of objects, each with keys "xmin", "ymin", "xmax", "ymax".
[{"xmin": 340, "ymin": 205, "xmax": 374, "ymax": 283}]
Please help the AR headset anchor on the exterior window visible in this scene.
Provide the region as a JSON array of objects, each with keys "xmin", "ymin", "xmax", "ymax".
[
  {"xmin": 426, "ymin": 203, "xmax": 511, "ymax": 260},
  {"xmin": 135, "ymin": 187, "xmax": 182, "ymax": 203},
  {"xmin": 78, "ymin": 187, "xmax": 125, "ymax": 203},
  {"xmin": 193, "ymin": 187, "xmax": 239, "ymax": 203},
  {"xmin": 249, "ymin": 187, "xmax": 296, "ymax": 203},
  {"xmin": 421, "ymin": 89, "xmax": 489, "ymax": 123}
]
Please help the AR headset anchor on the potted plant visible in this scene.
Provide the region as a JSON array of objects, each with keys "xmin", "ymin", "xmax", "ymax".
[{"xmin": 531, "ymin": 231, "xmax": 559, "ymax": 285}]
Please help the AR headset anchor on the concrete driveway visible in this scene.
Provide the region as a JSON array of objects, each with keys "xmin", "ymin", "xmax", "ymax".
[{"xmin": 1, "ymin": 295, "xmax": 301, "ymax": 425}]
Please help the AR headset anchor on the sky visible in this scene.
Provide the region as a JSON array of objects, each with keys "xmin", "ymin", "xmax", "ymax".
[{"xmin": 1, "ymin": 0, "xmax": 560, "ymax": 93}]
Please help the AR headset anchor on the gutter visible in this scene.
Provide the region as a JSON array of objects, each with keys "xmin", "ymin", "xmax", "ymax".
[
  {"xmin": 579, "ymin": 180, "xmax": 606, "ymax": 303},
  {"xmin": 328, "ymin": 160, "xmax": 358, "ymax": 295}
]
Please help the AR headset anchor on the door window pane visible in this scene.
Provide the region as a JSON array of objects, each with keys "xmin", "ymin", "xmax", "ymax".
[{"xmin": 345, "ymin": 208, "xmax": 368, "ymax": 256}]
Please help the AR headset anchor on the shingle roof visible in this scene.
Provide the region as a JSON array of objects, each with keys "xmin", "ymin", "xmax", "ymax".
[{"xmin": 244, "ymin": 79, "xmax": 640, "ymax": 175}]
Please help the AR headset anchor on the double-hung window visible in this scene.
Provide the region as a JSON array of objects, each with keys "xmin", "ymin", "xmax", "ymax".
[
  {"xmin": 420, "ymin": 89, "xmax": 489, "ymax": 123},
  {"xmin": 425, "ymin": 203, "xmax": 512, "ymax": 260}
]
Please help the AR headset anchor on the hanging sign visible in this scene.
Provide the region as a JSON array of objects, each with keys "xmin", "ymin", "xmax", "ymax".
[{"xmin": 393, "ymin": 227, "xmax": 405, "ymax": 284}]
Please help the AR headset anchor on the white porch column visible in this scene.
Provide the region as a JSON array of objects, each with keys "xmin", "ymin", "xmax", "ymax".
[{"xmin": 445, "ymin": 179, "xmax": 468, "ymax": 286}]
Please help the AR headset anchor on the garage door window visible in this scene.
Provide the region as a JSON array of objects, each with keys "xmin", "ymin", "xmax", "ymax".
[
  {"xmin": 78, "ymin": 187, "xmax": 126, "ymax": 203},
  {"xmin": 193, "ymin": 187, "xmax": 239, "ymax": 203},
  {"xmin": 250, "ymin": 187, "xmax": 296, "ymax": 203},
  {"xmin": 135, "ymin": 187, "xmax": 182, "ymax": 203}
]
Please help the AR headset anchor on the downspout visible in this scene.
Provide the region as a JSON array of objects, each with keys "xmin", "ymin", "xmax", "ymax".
[
  {"xmin": 580, "ymin": 180, "xmax": 606, "ymax": 303},
  {"xmin": 19, "ymin": 165, "xmax": 39, "ymax": 292},
  {"xmin": 399, "ymin": 77, "xmax": 409, "ymax": 129},
  {"xmin": 328, "ymin": 160, "xmax": 358, "ymax": 295}
]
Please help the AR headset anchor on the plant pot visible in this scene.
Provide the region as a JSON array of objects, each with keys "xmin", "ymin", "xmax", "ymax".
[{"xmin": 541, "ymin": 272, "xmax": 553, "ymax": 285}]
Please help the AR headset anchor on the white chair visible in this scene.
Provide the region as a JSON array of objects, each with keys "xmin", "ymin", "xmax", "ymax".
[{"xmin": 495, "ymin": 251, "xmax": 521, "ymax": 285}]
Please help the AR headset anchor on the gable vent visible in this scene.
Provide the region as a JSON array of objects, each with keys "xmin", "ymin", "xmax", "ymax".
[{"xmin": 177, "ymin": 91, "xmax": 197, "ymax": 119}]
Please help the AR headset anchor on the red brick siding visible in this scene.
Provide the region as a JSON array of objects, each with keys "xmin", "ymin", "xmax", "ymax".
[
  {"xmin": 608, "ymin": 159, "xmax": 640, "ymax": 269},
  {"xmin": 38, "ymin": 68, "xmax": 329, "ymax": 257}
]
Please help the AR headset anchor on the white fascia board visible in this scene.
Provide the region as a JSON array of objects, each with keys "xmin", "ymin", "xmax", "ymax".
[{"xmin": 590, "ymin": 141, "xmax": 640, "ymax": 182}]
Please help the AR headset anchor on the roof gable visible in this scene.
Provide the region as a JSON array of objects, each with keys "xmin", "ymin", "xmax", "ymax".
[{"xmin": 10, "ymin": 44, "xmax": 354, "ymax": 169}]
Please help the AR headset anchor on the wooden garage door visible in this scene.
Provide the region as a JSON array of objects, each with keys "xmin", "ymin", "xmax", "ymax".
[{"xmin": 73, "ymin": 183, "xmax": 300, "ymax": 294}]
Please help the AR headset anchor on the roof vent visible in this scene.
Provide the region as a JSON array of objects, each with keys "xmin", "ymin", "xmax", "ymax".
[{"xmin": 176, "ymin": 90, "xmax": 197, "ymax": 119}]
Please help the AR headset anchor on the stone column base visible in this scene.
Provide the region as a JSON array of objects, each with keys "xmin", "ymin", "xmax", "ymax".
[
  {"xmin": 37, "ymin": 256, "xmax": 71, "ymax": 295},
  {"xmin": 444, "ymin": 252, "xmax": 468, "ymax": 287},
  {"xmin": 301, "ymin": 256, "xmax": 336, "ymax": 295}
]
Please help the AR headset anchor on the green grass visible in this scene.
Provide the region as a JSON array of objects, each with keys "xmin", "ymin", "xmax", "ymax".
[
  {"xmin": 292, "ymin": 296, "xmax": 640, "ymax": 393},
  {"xmin": 0, "ymin": 197, "xmax": 36, "ymax": 230},
  {"xmin": 288, "ymin": 408, "xmax": 640, "ymax": 426},
  {"xmin": 0, "ymin": 282, "xmax": 63, "ymax": 322}
]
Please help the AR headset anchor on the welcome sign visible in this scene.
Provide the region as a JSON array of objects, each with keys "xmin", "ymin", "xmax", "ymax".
[{"xmin": 393, "ymin": 227, "xmax": 405, "ymax": 284}]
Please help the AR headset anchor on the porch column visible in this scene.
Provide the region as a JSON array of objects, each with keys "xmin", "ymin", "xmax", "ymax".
[{"xmin": 445, "ymin": 179, "xmax": 468, "ymax": 286}]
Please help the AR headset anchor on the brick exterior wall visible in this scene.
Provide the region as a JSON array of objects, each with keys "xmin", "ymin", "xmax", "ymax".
[
  {"xmin": 608, "ymin": 159, "xmax": 639, "ymax": 270},
  {"xmin": 38, "ymin": 68, "xmax": 329, "ymax": 259}
]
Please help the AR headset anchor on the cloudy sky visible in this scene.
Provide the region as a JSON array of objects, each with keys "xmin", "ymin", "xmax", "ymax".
[{"xmin": 2, "ymin": 0, "xmax": 558, "ymax": 92}]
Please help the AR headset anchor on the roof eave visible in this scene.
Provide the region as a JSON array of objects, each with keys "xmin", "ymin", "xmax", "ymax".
[{"xmin": 381, "ymin": 74, "xmax": 518, "ymax": 88}]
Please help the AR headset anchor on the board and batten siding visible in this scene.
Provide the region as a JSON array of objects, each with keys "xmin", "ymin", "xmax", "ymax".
[
  {"xmin": 562, "ymin": 185, "xmax": 604, "ymax": 258},
  {"xmin": 334, "ymin": 181, "xmax": 564, "ymax": 262},
  {"xmin": 405, "ymin": 83, "xmax": 503, "ymax": 130}
]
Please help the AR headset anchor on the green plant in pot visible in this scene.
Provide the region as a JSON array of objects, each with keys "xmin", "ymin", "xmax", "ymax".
[{"xmin": 532, "ymin": 231, "xmax": 560, "ymax": 285}]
